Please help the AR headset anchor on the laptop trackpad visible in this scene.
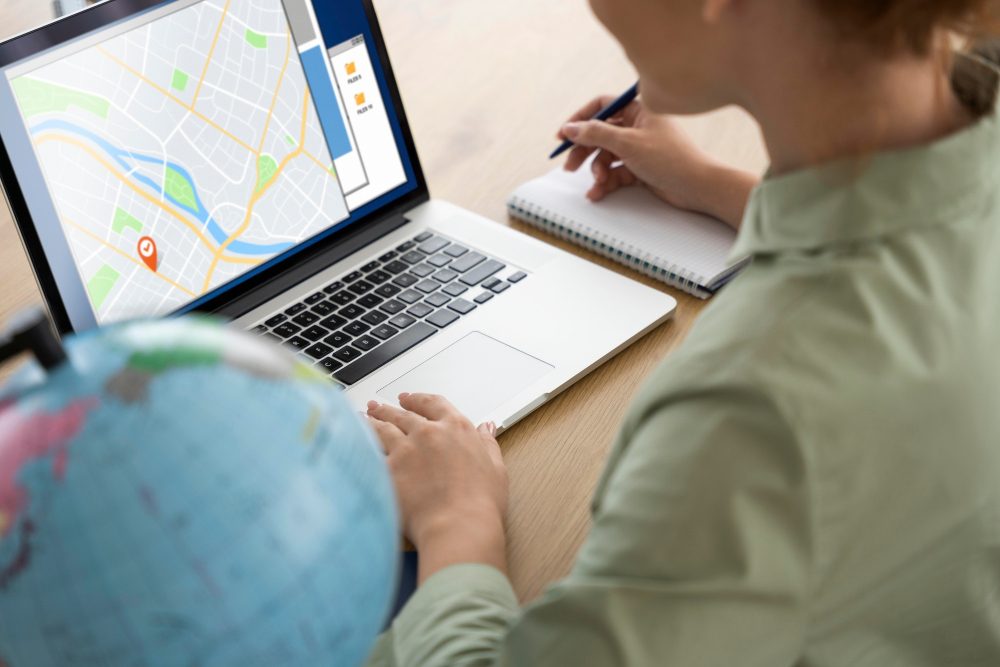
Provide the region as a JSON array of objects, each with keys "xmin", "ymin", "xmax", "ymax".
[{"xmin": 378, "ymin": 332, "xmax": 554, "ymax": 424}]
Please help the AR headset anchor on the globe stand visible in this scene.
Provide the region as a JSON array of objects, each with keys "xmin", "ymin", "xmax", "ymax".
[{"xmin": 0, "ymin": 306, "xmax": 66, "ymax": 371}]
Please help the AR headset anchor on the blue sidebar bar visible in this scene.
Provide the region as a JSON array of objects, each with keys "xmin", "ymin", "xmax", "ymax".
[{"xmin": 300, "ymin": 46, "xmax": 353, "ymax": 160}]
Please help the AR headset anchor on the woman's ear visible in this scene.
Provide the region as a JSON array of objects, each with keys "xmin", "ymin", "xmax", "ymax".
[{"xmin": 703, "ymin": 0, "xmax": 736, "ymax": 24}]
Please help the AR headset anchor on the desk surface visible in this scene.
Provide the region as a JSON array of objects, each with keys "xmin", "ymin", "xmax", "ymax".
[{"xmin": 0, "ymin": 0, "xmax": 767, "ymax": 602}]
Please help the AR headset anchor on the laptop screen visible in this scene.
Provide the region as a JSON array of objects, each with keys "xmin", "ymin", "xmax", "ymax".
[{"xmin": 0, "ymin": 0, "xmax": 419, "ymax": 330}]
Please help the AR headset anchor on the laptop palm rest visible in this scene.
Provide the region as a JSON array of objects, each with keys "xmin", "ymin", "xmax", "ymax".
[{"xmin": 378, "ymin": 332, "xmax": 554, "ymax": 425}]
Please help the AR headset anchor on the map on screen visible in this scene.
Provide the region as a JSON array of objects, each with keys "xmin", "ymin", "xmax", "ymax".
[{"xmin": 11, "ymin": 0, "xmax": 350, "ymax": 324}]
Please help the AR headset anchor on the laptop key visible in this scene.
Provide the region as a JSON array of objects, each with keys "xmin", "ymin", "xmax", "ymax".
[
  {"xmin": 508, "ymin": 271, "xmax": 527, "ymax": 283},
  {"xmin": 448, "ymin": 298, "xmax": 477, "ymax": 315},
  {"xmin": 384, "ymin": 260, "xmax": 409, "ymax": 275},
  {"xmin": 401, "ymin": 251, "xmax": 424, "ymax": 264},
  {"xmin": 418, "ymin": 237, "xmax": 449, "ymax": 255},
  {"xmin": 427, "ymin": 254, "xmax": 452, "ymax": 268},
  {"xmin": 285, "ymin": 336, "xmax": 309, "ymax": 351},
  {"xmin": 323, "ymin": 281, "xmax": 345, "ymax": 294},
  {"xmin": 344, "ymin": 321, "xmax": 370, "ymax": 336},
  {"xmin": 285, "ymin": 303, "xmax": 308, "ymax": 316},
  {"xmin": 433, "ymin": 269, "xmax": 459, "ymax": 283},
  {"xmin": 398, "ymin": 289, "xmax": 423, "ymax": 304},
  {"xmin": 353, "ymin": 335, "xmax": 380, "ymax": 352},
  {"xmin": 324, "ymin": 331, "xmax": 353, "ymax": 348},
  {"xmin": 393, "ymin": 273, "xmax": 419, "ymax": 288},
  {"xmin": 320, "ymin": 314, "xmax": 348, "ymax": 330},
  {"xmin": 411, "ymin": 264, "xmax": 435, "ymax": 278},
  {"xmin": 358, "ymin": 294, "xmax": 384, "ymax": 309},
  {"xmin": 334, "ymin": 322, "xmax": 437, "ymax": 386},
  {"xmin": 375, "ymin": 284, "xmax": 401, "ymax": 299},
  {"xmin": 389, "ymin": 313, "xmax": 416, "ymax": 329},
  {"xmin": 302, "ymin": 326, "xmax": 330, "ymax": 342},
  {"xmin": 379, "ymin": 250, "xmax": 398, "ymax": 263},
  {"xmin": 273, "ymin": 323, "xmax": 302, "ymax": 338},
  {"xmin": 460, "ymin": 260, "xmax": 505, "ymax": 286},
  {"xmin": 265, "ymin": 313, "xmax": 287, "ymax": 327},
  {"xmin": 292, "ymin": 312, "xmax": 320, "ymax": 327},
  {"xmin": 330, "ymin": 290, "xmax": 355, "ymax": 306},
  {"xmin": 367, "ymin": 269, "xmax": 392, "ymax": 285},
  {"xmin": 407, "ymin": 303, "xmax": 433, "ymax": 318},
  {"xmin": 414, "ymin": 231, "xmax": 433, "ymax": 242},
  {"xmin": 425, "ymin": 293, "xmax": 450, "ymax": 308},
  {"xmin": 362, "ymin": 311, "xmax": 389, "ymax": 326},
  {"xmin": 371, "ymin": 324, "xmax": 399, "ymax": 341},
  {"xmin": 343, "ymin": 271, "xmax": 363, "ymax": 283},
  {"xmin": 474, "ymin": 292, "xmax": 494, "ymax": 305},
  {"xmin": 450, "ymin": 252, "xmax": 486, "ymax": 273},
  {"xmin": 396, "ymin": 241, "xmax": 416, "ymax": 252},
  {"xmin": 305, "ymin": 342, "xmax": 334, "ymax": 360},
  {"xmin": 444, "ymin": 244, "xmax": 469, "ymax": 258},
  {"xmin": 339, "ymin": 304, "xmax": 365, "ymax": 319},
  {"xmin": 349, "ymin": 280, "xmax": 374, "ymax": 296},
  {"xmin": 415, "ymin": 279, "xmax": 440, "ymax": 294},
  {"xmin": 443, "ymin": 283, "xmax": 468, "ymax": 297},
  {"xmin": 482, "ymin": 278, "xmax": 502, "ymax": 290},
  {"xmin": 333, "ymin": 346, "xmax": 364, "ymax": 364},
  {"xmin": 251, "ymin": 325, "xmax": 268, "ymax": 335},
  {"xmin": 361, "ymin": 261, "xmax": 380, "ymax": 273},
  {"xmin": 304, "ymin": 292, "xmax": 325, "ymax": 305},
  {"xmin": 427, "ymin": 309, "xmax": 460, "ymax": 328},
  {"xmin": 311, "ymin": 301, "xmax": 335, "ymax": 316},
  {"xmin": 317, "ymin": 357, "xmax": 344, "ymax": 373},
  {"xmin": 380, "ymin": 299, "xmax": 406, "ymax": 315},
  {"xmin": 491, "ymin": 282, "xmax": 511, "ymax": 294}
]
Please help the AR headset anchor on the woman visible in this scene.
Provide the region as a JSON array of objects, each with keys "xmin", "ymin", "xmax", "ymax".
[{"xmin": 366, "ymin": 0, "xmax": 1000, "ymax": 664}]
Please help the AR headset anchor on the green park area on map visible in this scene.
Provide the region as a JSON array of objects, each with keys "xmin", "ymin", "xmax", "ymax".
[
  {"xmin": 245, "ymin": 29, "xmax": 268, "ymax": 49},
  {"xmin": 164, "ymin": 166, "xmax": 198, "ymax": 210},
  {"xmin": 86, "ymin": 264, "xmax": 121, "ymax": 310},
  {"xmin": 11, "ymin": 77, "xmax": 110, "ymax": 119},
  {"xmin": 112, "ymin": 207, "xmax": 144, "ymax": 235},
  {"xmin": 256, "ymin": 155, "xmax": 278, "ymax": 193},
  {"xmin": 171, "ymin": 69, "xmax": 189, "ymax": 92}
]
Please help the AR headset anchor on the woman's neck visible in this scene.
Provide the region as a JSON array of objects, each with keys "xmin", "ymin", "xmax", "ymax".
[{"xmin": 748, "ymin": 50, "xmax": 975, "ymax": 176}]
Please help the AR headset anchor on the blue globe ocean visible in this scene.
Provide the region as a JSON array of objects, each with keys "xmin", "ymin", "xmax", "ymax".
[{"xmin": 0, "ymin": 317, "xmax": 399, "ymax": 666}]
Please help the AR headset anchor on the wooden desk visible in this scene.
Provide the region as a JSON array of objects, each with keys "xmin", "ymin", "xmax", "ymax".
[{"xmin": 0, "ymin": 0, "xmax": 768, "ymax": 603}]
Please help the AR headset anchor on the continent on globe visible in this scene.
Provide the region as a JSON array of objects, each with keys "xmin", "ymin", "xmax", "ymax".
[{"xmin": 0, "ymin": 398, "xmax": 96, "ymax": 587}]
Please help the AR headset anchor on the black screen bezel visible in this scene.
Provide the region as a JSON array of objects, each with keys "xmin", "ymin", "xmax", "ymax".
[{"xmin": 0, "ymin": 0, "xmax": 429, "ymax": 334}]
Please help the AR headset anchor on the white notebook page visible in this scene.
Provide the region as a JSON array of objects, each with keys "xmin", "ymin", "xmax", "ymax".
[{"xmin": 511, "ymin": 165, "xmax": 741, "ymax": 284}]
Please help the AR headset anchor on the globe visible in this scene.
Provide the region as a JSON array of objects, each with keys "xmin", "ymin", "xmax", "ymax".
[{"xmin": 0, "ymin": 316, "xmax": 399, "ymax": 667}]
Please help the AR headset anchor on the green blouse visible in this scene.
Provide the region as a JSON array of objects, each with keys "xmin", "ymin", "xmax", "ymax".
[{"xmin": 368, "ymin": 70, "xmax": 1000, "ymax": 666}]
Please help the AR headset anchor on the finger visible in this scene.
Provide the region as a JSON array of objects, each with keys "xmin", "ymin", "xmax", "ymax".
[
  {"xmin": 591, "ymin": 149, "xmax": 619, "ymax": 185},
  {"xmin": 557, "ymin": 95, "xmax": 618, "ymax": 138},
  {"xmin": 564, "ymin": 143, "xmax": 598, "ymax": 172},
  {"xmin": 367, "ymin": 400, "xmax": 425, "ymax": 434},
  {"xmin": 477, "ymin": 421, "xmax": 498, "ymax": 439},
  {"xmin": 587, "ymin": 165, "xmax": 638, "ymax": 202},
  {"xmin": 561, "ymin": 120, "xmax": 633, "ymax": 157},
  {"xmin": 399, "ymin": 393, "xmax": 462, "ymax": 422},
  {"xmin": 366, "ymin": 416, "xmax": 406, "ymax": 454}
]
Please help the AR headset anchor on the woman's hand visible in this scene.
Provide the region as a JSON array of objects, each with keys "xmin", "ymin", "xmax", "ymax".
[
  {"xmin": 367, "ymin": 393, "xmax": 509, "ymax": 583},
  {"xmin": 559, "ymin": 96, "xmax": 760, "ymax": 229}
]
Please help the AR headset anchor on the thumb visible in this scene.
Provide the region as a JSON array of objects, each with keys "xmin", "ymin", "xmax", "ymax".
[
  {"xmin": 477, "ymin": 421, "xmax": 498, "ymax": 439},
  {"xmin": 562, "ymin": 120, "xmax": 631, "ymax": 154}
]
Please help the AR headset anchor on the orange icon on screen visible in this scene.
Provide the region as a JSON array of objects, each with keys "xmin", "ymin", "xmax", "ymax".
[
  {"xmin": 355, "ymin": 92, "xmax": 366, "ymax": 106},
  {"xmin": 345, "ymin": 61, "xmax": 357, "ymax": 76},
  {"xmin": 137, "ymin": 236, "xmax": 158, "ymax": 272}
]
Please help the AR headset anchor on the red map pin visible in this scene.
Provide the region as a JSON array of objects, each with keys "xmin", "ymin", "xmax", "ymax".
[{"xmin": 137, "ymin": 236, "xmax": 158, "ymax": 272}]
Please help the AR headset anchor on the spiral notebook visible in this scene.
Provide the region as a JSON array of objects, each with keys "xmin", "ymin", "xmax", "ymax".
[{"xmin": 507, "ymin": 165, "xmax": 749, "ymax": 298}]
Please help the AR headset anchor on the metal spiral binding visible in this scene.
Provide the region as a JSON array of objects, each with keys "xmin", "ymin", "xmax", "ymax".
[{"xmin": 507, "ymin": 196, "xmax": 710, "ymax": 298}]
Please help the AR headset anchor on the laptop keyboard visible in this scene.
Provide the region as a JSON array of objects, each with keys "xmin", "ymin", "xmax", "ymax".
[{"xmin": 248, "ymin": 231, "xmax": 528, "ymax": 387}]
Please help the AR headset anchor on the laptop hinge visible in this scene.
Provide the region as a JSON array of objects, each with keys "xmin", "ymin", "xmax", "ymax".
[{"xmin": 210, "ymin": 212, "xmax": 413, "ymax": 321}]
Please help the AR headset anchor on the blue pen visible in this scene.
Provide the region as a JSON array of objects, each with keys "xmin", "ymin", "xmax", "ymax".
[{"xmin": 550, "ymin": 82, "xmax": 640, "ymax": 159}]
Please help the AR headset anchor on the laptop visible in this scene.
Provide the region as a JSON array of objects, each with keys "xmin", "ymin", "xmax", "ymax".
[{"xmin": 0, "ymin": 0, "xmax": 676, "ymax": 429}]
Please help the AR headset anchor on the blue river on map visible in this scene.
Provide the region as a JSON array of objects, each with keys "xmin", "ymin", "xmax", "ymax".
[{"xmin": 30, "ymin": 119, "xmax": 295, "ymax": 256}]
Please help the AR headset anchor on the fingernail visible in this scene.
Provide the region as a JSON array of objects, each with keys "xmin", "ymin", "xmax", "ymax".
[
  {"xmin": 367, "ymin": 400, "xmax": 379, "ymax": 410},
  {"xmin": 562, "ymin": 123, "xmax": 581, "ymax": 139},
  {"xmin": 489, "ymin": 422, "xmax": 498, "ymax": 436},
  {"xmin": 398, "ymin": 392, "xmax": 410, "ymax": 400}
]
